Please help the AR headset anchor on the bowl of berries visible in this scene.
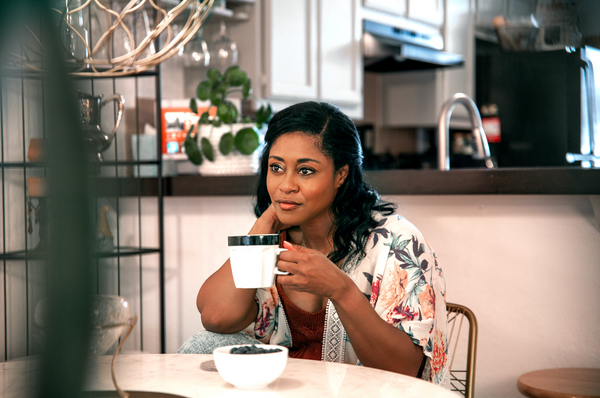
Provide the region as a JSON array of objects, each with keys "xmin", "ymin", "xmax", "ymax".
[{"xmin": 213, "ymin": 344, "xmax": 288, "ymax": 389}]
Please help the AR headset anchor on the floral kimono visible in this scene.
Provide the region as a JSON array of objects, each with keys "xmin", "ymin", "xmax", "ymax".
[{"xmin": 244, "ymin": 214, "xmax": 448, "ymax": 385}]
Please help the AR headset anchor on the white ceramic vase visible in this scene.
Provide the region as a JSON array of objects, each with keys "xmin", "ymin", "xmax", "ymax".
[{"xmin": 197, "ymin": 123, "xmax": 266, "ymax": 176}]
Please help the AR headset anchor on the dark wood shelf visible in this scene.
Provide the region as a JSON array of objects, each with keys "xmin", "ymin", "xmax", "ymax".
[
  {"xmin": 95, "ymin": 168, "xmax": 600, "ymax": 197},
  {"xmin": 0, "ymin": 246, "xmax": 160, "ymax": 260},
  {"xmin": 164, "ymin": 174, "xmax": 260, "ymax": 196},
  {"xmin": 363, "ymin": 168, "xmax": 600, "ymax": 195}
]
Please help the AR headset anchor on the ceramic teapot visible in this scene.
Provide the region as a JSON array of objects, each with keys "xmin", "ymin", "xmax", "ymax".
[{"xmin": 76, "ymin": 90, "xmax": 125, "ymax": 161}]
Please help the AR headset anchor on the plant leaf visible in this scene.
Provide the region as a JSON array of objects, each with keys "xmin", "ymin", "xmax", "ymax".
[
  {"xmin": 183, "ymin": 126, "xmax": 202, "ymax": 165},
  {"xmin": 219, "ymin": 132, "xmax": 234, "ymax": 155},
  {"xmin": 197, "ymin": 81, "xmax": 211, "ymax": 101},
  {"xmin": 223, "ymin": 65, "xmax": 239, "ymax": 80},
  {"xmin": 255, "ymin": 105, "xmax": 265, "ymax": 124},
  {"xmin": 224, "ymin": 65, "xmax": 246, "ymax": 86},
  {"xmin": 199, "ymin": 111, "xmax": 210, "ymax": 124},
  {"xmin": 207, "ymin": 68, "xmax": 221, "ymax": 83},
  {"xmin": 229, "ymin": 102, "xmax": 238, "ymax": 123},
  {"xmin": 218, "ymin": 81, "xmax": 230, "ymax": 95},
  {"xmin": 217, "ymin": 103, "xmax": 232, "ymax": 124},
  {"xmin": 217, "ymin": 102, "xmax": 236, "ymax": 124},
  {"xmin": 201, "ymin": 137, "xmax": 214, "ymax": 161},
  {"xmin": 234, "ymin": 127, "xmax": 260, "ymax": 155},
  {"xmin": 264, "ymin": 104, "xmax": 273, "ymax": 123},
  {"xmin": 256, "ymin": 104, "xmax": 273, "ymax": 126},
  {"xmin": 228, "ymin": 69, "xmax": 247, "ymax": 86},
  {"xmin": 242, "ymin": 78, "xmax": 252, "ymax": 99},
  {"xmin": 189, "ymin": 98, "xmax": 197, "ymax": 114},
  {"xmin": 265, "ymin": 104, "xmax": 273, "ymax": 123},
  {"xmin": 210, "ymin": 90, "xmax": 224, "ymax": 107}
]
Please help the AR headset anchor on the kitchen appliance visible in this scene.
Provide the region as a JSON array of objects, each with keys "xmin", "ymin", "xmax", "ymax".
[
  {"xmin": 363, "ymin": 20, "xmax": 464, "ymax": 72},
  {"xmin": 476, "ymin": 43, "xmax": 600, "ymax": 168}
]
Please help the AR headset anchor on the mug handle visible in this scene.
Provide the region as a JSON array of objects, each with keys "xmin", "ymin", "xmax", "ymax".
[
  {"xmin": 101, "ymin": 94, "xmax": 125, "ymax": 139},
  {"xmin": 274, "ymin": 248, "xmax": 291, "ymax": 275}
]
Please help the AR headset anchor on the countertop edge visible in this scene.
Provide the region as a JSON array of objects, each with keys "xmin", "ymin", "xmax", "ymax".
[
  {"xmin": 127, "ymin": 168, "xmax": 600, "ymax": 196},
  {"xmin": 363, "ymin": 168, "xmax": 600, "ymax": 195}
]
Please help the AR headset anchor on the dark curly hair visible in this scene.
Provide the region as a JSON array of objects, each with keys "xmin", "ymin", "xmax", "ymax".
[{"xmin": 254, "ymin": 101, "xmax": 395, "ymax": 264}]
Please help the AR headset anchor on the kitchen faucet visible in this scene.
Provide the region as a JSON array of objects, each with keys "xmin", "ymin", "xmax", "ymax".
[{"xmin": 437, "ymin": 93, "xmax": 496, "ymax": 171}]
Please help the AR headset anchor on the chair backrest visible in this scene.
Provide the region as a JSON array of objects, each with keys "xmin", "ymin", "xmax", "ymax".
[{"xmin": 446, "ymin": 302, "xmax": 478, "ymax": 398}]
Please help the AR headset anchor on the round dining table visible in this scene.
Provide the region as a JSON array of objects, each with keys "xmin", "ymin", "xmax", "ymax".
[
  {"xmin": 1, "ymin": 354, "xmax": 458, "ymax": 398},
  {"xmin": 517, "ymin": 368, "xmax": 600, "ymax": 398}
]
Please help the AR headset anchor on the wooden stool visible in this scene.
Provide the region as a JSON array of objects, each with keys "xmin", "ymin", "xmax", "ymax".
[{"xmin": 517, "ymin": 368, "xmax": 600, "ymax": 398}]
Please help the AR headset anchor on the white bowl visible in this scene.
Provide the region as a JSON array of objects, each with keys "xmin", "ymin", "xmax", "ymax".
[{"xmin": 213, "ymin": 344, "xmax": 288, "ymax": 389}]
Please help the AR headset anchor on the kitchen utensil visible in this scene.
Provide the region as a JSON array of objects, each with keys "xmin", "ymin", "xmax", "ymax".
[
  {"xmin": 228, "ymin": 234, "xmax": 289, "ymax": 288},
  {"xmin": 76, "ymin": 90, "xmax": 125, "ymax": 161}
]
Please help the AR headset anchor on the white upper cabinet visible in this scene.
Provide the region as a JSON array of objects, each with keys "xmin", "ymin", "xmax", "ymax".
[
  {"xmin": 265, "ymin": 0, "xmax": 318, "ymax": 101},
  {"xmin": 363, "ymin": 0, "xmax": 406, "ymax": 15},
  {"xmin": 407, "ymin": 0, "xmax": 444, "ymax": 27},
  {"xmin": 319, "ymin": 0, "xmax": 362, "ymax": 107},
  {"xmin": 262, "ymin": 0, "xmax": 363, "ymax": 118},
  {"xmin": 362, "ymin": 0, "xmax": 444, "ymax": 27}
]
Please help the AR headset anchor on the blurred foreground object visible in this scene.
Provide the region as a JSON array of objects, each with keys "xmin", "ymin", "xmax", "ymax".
[
  {"xmin": 5, "ymin": 0, "xmax": 218, "ymax": 76},
  {"xmin": 35, "ymin": 295, "xmax": 138, "ymax": 398}
]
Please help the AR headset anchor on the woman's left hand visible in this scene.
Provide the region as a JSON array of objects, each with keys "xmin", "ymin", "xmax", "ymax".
[
  {"xmin": 278, "ymin": 241, "xmax": 425, "ymax": 376},
  {"xmin": 275, "ymin": 241, "xmax": 351, "ymax": 301}
]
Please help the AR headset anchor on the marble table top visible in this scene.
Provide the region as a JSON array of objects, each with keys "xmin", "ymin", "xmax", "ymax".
[{"xmin": 1, "ymin": 354, "xmax": 459, "ymax": 398}]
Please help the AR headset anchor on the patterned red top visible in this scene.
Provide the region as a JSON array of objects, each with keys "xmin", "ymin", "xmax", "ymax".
[{"xmin": 276, "ymin": 283, "xmax": 325, "ymax": 360}]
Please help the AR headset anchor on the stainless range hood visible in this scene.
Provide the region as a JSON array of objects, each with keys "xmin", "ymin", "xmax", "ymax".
[{"xmin": 363, "ymin": 20, "xmax": 464, "ymax": 72}]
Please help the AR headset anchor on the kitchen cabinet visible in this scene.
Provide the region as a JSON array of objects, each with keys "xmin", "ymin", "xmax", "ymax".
[
  {"xmin": 363, "ymin": 0, "xmax": 406, "ymax": 16},
  {"xmin": 362, "ymin": 0, "xmax": 444, "ymax": 27},
  {"xmin": 266, "ymin": 0, "xmax": 362, "ymax": 118},
  {"xmin": 266, "ymin": 0, "xmax": 318, "ymax": 102},
  {"xmin": 407, "ymin": 0, "xmax": 444, "ymax": 27},
  {"xmin": 230, "ymin": 0, "xmax": 363, "ymax": 119},
  {"xmin": 319, "ymin": 0, "xmax": 363, "ymax": 108}
]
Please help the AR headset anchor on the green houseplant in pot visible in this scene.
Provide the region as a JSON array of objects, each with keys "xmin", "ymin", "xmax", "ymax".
[{"xmin": 184, "ymin": 65, "xmax": 272, "ymax": 175}]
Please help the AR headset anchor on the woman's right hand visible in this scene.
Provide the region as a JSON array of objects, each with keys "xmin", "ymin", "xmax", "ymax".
[{"xmin": 248, "ymin": 203, "xmax": 292, "ymax": 235}]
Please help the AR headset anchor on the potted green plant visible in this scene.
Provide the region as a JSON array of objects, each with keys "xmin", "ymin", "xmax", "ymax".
[{"xmin": 184, "ymin": 65, "xmax": 272, "ymax": 175}]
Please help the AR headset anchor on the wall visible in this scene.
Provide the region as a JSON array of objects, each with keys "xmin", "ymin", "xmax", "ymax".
[{"xmin": 164, "ymin": 194, "xmax": 600, "ymax": 398}]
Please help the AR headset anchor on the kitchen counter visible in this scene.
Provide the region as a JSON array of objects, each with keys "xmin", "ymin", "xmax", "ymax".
[
  {"xmin": 110, "ymin": 168, "xmax": 600, "ymax": 196},
  {"xmin": 363, "ymin": 167, "xmax": 600, "ymax": 195}
]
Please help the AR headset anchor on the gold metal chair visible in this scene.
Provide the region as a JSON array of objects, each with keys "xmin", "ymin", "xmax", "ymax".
[{"xmin": 446, "ymin": 302, "xmax": 478, "ymax": 398}]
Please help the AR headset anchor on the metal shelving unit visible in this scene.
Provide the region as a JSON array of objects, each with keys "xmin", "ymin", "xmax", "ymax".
[{"xmin": 0, "ymin": 52, "xmax": 165, "ymax": 362}]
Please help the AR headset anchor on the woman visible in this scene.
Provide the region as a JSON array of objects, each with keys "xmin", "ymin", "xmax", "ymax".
[{"xmin": 179, "ymin": 101, "xmax": 448, "ymax": 385}]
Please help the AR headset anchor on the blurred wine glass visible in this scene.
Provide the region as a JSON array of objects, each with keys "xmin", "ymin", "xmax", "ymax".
[
  {"xmin": 209, "ymin": 20, "xmax": 238, "ymax": 71},
  {"xmin": 112, "ymin": 1, "xmax": 155, "ymax": 61},
  {"xmin": 178, "ymin": 26, "xmax": 210, "ymax": 67}
]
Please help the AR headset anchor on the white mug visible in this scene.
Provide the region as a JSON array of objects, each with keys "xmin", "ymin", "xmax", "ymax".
[{"xmin": 228, "ymin": 234, "xmax": 290, "ymax": 289}]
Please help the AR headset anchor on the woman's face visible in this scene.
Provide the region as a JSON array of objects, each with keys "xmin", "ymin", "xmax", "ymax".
[{"xmin": 267, "ymin": 132, "xmax": 348, "ymax": 229}]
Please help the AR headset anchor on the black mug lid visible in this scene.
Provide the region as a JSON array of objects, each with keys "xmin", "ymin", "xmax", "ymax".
[{"xmin": 228, "ymin": 234, "xmax": 279, "ymax": 246}]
